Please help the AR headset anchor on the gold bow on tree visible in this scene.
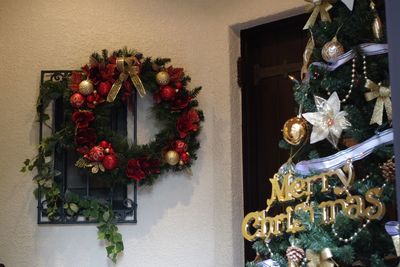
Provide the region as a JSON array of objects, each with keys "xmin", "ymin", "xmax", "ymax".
[
  {"xmin": 303, "ymin": 0, "xmax": 333, "ymax": 30},
  {"xmin": 364, "ymin": 79, "xmax": 392, "ymax": 125},
  {"xmin": 107, "ymin": 56, "xmax": 146, "ymax": 102},
  {"xmin": 306, "ymin": 248, "xmax": 338, "ymax": 267}
]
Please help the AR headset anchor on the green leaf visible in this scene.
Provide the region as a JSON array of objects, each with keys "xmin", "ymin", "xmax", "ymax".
[
  {"xmin": 98, "ymin": 232, "xmax": 106, "ymax": 240},
  {"xmin": 69, "ymin": 203, "xmax": 79, "ymax": 213},
  {"xmin": 115, "ymin": 241, "xmax": 124, "ymax": 252},
  {"xmin": 112, "ymin": 232, "xmax": 122, "ymax": 243},
  {"xmin": 106, "ymin": 245, "xmax": 115, "ymax": 256},
  {"xmin": 24, "ymin": 159, "xmax": 30, "ymax": 166},
  {"xmin": 20, "ymin": 166, "xmax": 27, "ymax": 172},
  {"xmin": 103, "ymin": 211, "xmax": 110, "ymax": 222},
  {"xmin": 43, "ymin": 179, "xmax": 53, "ymax": 188}
]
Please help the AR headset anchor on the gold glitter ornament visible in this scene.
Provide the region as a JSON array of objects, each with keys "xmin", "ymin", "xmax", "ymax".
[
  {"xmin": 156, "ymin": 71, "xmax": 170, "ymax": 86},
  {"xmin": 321, "ymin": 36, "xmax": 345, "ymax": 62},
  {"xmin": 78, "ymin": 79, "xmax": 94, "ymax": 96}
]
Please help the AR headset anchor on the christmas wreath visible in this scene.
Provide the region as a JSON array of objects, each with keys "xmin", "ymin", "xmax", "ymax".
[{"xmin": 22, "ymin": 48, "xmax": 204, "ymax": 262}]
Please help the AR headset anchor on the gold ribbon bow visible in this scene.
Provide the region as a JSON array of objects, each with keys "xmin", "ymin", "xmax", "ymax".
[
  {"xmin": 301, "ymin": 34, "xmax": 315, "ymax": 80},
  {"xmin": 107, "ymin": 56, "xmax": 146, "ymax": 102},
  {"xmin": 364, "ymin": 79, "xmax": 392, "ymax": 125},
  {"xmin": 306, "ymin": 248, "xmax": 338, "ymax": 267},
  {"xmin": 303, "ymin": 0, "xmax": 333, "ymax": 30}
]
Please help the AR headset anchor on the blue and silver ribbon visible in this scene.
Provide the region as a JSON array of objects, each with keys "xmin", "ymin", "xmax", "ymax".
[
  {"xmin": 385, "ymin": 221, "xmax": 400, "ymax": 237},
  {"xmin": 310, "ymin": 43, "xmax": 388, "ymax": 72},
  {"xmin": 294, "ymin": 128, "xmax": 394, "ymax": 176},
  {"xmin": 385, "ymin": 221, "xmax": 400, "ymax": 256},
  {"xmin": 257, "ymin": 259, "xmax": 280, "ymax": 267}
]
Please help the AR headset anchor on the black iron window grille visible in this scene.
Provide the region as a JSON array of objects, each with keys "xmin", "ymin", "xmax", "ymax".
[{"xmin": 37, "ymin": 70, "xmax": 137, "ymax": 224}]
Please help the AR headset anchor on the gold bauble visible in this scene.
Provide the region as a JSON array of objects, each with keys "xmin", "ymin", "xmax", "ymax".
[
  {"xmin": 156, "ymin": 71, "xmax": 170, "ymax": 86},
  {"xmin": 165, "ymin": 150, "xmax": 179, "ymax": 166},
  {"xmin": 321, "ymin": 37, "xmax": 345, "ymax": 62},
  {"xmin": 282, "ymin": 117, "xmax": 308, "ymax": 146},
  {"xmin": 78, "ymin": 80, "xmax": 94, "ymax": 96}
]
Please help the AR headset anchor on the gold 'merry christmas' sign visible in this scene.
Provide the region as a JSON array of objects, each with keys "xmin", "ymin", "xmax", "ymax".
[{"xmin": 242, "ymin": 167, "xmax": 385, "ymax": 241}]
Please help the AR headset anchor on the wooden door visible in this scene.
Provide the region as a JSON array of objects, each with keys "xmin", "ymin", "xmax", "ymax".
[{"xmin": 240, "ymin": 14, "xmax": 308, "ymax": 262}]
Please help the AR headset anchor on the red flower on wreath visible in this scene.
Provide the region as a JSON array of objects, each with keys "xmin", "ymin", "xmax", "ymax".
[
  {"xmin": 172, "ymin": 92, "xmax": 191, "ymax": 110},
  {"xmin": 76, "ymin": 146, "xmax": 90, "ymax": 155},
  {"xmin": 82, "ymin": 63, "xmax": 116, "ymax": 85},
  {"xmin": 174, "ymin": 140, "xmax": 188, "ymax": 153},
  {"xmin": 70, "ymin": 72, "xmax": 82, "ymax": 91},
  {"xmin": 121, "ymin": 79, "xmax": 134, "ymax": 103},
  {"xmin": 86, "ymin": 93, "xmax": 105, "ymax": 109},
  {"xmin": 126, "ymin": 159, "xmax": 145, "ymax": 181},
  {"xmin": 72, "ymin": 110, "xmax": 95, "ymax": 128},
  {"xmin": 167, "ymin": 66, "xmax": 184, "ymax": 82},
  {"xmin": 75, "ymin": 128, "xmax": 97, "ymax": 146},
  {"xmin": 126, "ymin": 158, "xmax": 160, "ymax": 181},
  {"xmin": 176, "ymin": 109, "xmax": 200, "ymax": 138}
]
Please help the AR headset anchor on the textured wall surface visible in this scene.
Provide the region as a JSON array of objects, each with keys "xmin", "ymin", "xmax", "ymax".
[{"xmin": 0, "ymin": 1, "xmax": 303, "ymax": 266}]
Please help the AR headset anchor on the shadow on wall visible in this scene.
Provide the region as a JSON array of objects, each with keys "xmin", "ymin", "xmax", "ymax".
[
  {"xmin": 30, "ymin": 74, "xmax": 206, "ymax": 266},
  {"xmin": 122, "ymin": 87, "xmax": 204, "ymax": 238}
]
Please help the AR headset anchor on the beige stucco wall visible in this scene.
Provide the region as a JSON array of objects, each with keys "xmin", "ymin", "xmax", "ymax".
[{"xmin": 0, "ymin": 0, "xmax": 303, "ymax": 266}]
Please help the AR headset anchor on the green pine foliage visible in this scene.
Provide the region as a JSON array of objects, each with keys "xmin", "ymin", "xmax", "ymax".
[{"xmin": 248, "ymin": 1, "xmax": 396, "ymax": 266}]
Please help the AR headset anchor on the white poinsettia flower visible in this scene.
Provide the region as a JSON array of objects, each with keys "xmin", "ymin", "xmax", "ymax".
[{"xmin": 302, "ymin": 92, "xmax": 351, "ymax": 147}]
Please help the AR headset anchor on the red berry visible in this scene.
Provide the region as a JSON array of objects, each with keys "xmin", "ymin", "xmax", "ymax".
[
  {"xmin": 98, "ymin": 140, "xmax": 109, "ymax": 148},
  {"xmin": 181, "ymin": 152, "xmax": 190, "ymax": 164},
  {"xmin": 87, "ymin": 94, "xmax": 95, "ymax": 103},
  {"xmin": 175, "ymin": 82, "xmax": 183, "ymax": 89},
  {"xmin": 70, "ymin": 93, "xmax": 85, "ymax": 108},
  {"xmin": 98, "ymin": 82, "xmax": 111, "ymax": 96},
  {"xmin": 103, "ymin": 155, "xmax": 118, "ymax": 170},
  {"xmin": 160, "ymin": 86, "xmax": 176, "ymax": 101}
]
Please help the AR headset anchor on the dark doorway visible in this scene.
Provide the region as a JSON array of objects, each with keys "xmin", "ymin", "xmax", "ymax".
[{"xmin": 240, "ymin": 14, "xmax": 308, "ymax": 262}]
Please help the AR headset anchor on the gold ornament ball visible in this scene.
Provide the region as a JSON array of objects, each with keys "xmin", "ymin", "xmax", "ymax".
[
  {"xmin": 282, "ymin": 117, "xmax": 308, "ymax": 146},
  {"xmin": 78, "ymin": 80, "xmax": 94, "ymax": 96},
  {"xmin": 321, "ymin": 37, "xmax": 345, "ymax": 62},
  {"xmin": 156, "ymin": 71, "xmax": 170, "ymax": 86},
  {"xmin": 165, "ymin": 150, "xmax": 180, "ymax": 166}
]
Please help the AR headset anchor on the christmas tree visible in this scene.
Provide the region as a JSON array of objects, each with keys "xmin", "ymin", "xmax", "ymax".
[{"xmin": 243, "ymin": 0, "xmax": 398, "ymax": 266}]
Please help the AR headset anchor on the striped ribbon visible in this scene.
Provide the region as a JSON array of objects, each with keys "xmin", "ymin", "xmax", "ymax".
[
  {"xmin": 310, "ymin": 43, "xmax": 388, "ymax": 72},
  {"xmin": 295, "ymin": 128, "xmax": 394, "ymax": 176}
]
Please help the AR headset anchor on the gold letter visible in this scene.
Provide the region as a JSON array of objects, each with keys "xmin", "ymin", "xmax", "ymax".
[
  {"xmin": 266, "ymin": 173, "xmax": 293, "ymax": 208},
  {"xmin": 242, "ymin": 211, "xmax": 263, "ymax": 241},
  {"xmin": 364, "ymin": 188, "xmax": 386, "ymax": 220},
  {"xmin": 345, "ymin": 195, "xmax": 364, "ymax": 219}
]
